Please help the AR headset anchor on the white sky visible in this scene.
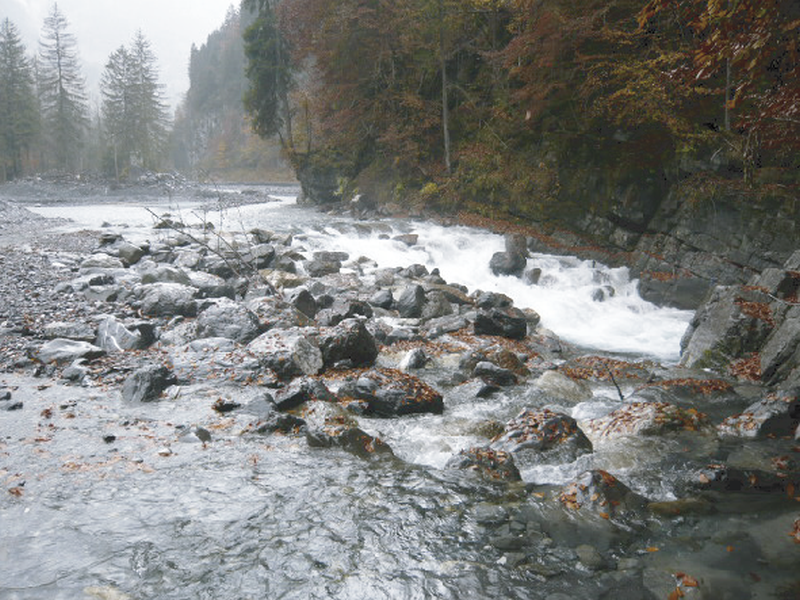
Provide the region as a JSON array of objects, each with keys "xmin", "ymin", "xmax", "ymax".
[{"xmin": 3, "ymin": 0, "xmax": 239, "ymax": 112}]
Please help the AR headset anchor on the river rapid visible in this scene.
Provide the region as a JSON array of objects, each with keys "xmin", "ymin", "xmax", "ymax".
[{"xmin": 1, "ymin": 183, "xmax": 798, "ymax": 599}]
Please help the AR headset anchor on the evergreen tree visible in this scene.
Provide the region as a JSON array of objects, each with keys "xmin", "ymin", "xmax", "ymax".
[
  {"xmin": 37, "ymin": 3, "xmax": 88, "ymax": 172},
  {"xmin": 100, "ymin": 31, "xmax": 169, "ymax": 177},
  {"xmin": 0, "ymin": 18, "xmax": 39, "ymax": 180}
]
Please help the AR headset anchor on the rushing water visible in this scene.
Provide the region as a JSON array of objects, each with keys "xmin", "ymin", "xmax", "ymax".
[{"xmin": 4, "ymin": 185, "xmax": 797, "ymax": 599}]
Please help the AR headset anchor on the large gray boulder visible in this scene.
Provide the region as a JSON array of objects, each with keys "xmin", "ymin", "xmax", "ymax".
[
  {"xmin": 474, "ymin": 306, "xmax": 528, "ymax": 339},
  {"xmin": 196, "ymin": 300, "xmax": 262, "ymax": 344},
  {"xmin": 37, "ymin": 339, "xmax": 105, "ymax": 364},
  {"xmin": 121, "ymin": 365, "xmax": 177, "ymax": 402},
  {"xmin": 319, "ymin": 318, "xmax": 379, "ymax": 369},
  {"xmin": 247, "ymin": 327, "xmax": 323, "ymax": 379},
  {"xmin": 396, "ymin": 285, "xmax": 426, "ymax": 318},
  {"xmin": 138, "ymin": 283, "xmax": 198, "ymax": 317}
]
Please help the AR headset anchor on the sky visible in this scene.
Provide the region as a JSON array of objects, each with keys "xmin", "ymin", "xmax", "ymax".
[{"xmin": 3, "ymin": 0, "xmax": 239, "ymax": 111}]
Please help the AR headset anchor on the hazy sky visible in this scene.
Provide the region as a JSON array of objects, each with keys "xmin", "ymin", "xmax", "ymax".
[{"xmin": 4, "ymin": 0, "xmax": 239, "ymax": 111}]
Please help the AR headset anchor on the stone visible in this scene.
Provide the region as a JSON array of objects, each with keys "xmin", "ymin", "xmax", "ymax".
[
  {"xmin": 96, "ymin": 316, "xmax": 153, "ymax": 351},
  {"xmin": 286, "ymin": 288, "xmax": 318, "ymax": 318},
  {"xmin": 399, "ymin": 348, "xmax": 429, "ymax": 371},
  {"xmin": 80, "ymin": 253, "xmax": 125, "ymax": 271},
  {"xmin": 43, "ymin": 321, "xmax": 96, "ymax": 342},
  {"xmin": 319, "ymin": 318, "xmax": 379, "ymax": 369},
  {"xmin": 37, "ymin": 339, "xmax": 105, "ymax": 365},
  {"xmin": 304, "ymin": 258, "xmax": 341, "ymax": 277},
  {"xmin": 489, "ymin": 251, "xmax": 526, "ymax": 277},
  {"xmin": 341, "ymin": 368, "xmax": 444, "ymax": 417},
  {"xmin": 188, "ymin": 271, "xmax": 235, "ymax": 299},
  {"xmin": 535, "ymin": 370, "xmax": 593, "ymax": 404},
  {"xmin": 393, "ymin": 233, "xmax": 419, "ymax": 246},
  {"xmin": 114, "ymin": 241, "xmax": 146, "ymax": 266},
  {"xmin": 559, "ymin": 470, "xmax": 648, "ymax": 520},
  {"xmin": 303, "ymin": 401, "xmax": 393, "ymax": 458},
  {"xmin": 491, "ymin": 408, "xmax": 593, "ymax": 466},
  {"xmin": 718, "ymin": 390, "xmax": 800, "ymax": 438},
  {"xmin": 474, "ymin": 307, "xmax": 528, "ymax": 340},
  {"xmin": 420, "ymin": 291, "xmax": 454, "ymax": 321},
  {"xmin": 396, "ymin": 285, "xmax": 426, "ymax": 318},
  {"xmin": 587, "ymin": 401, "xmax": 712, "ymax": 441},
  {"xmin": 121, "ymin": 365, "xmax": 177, "ymax": 402},
  {"xmin": 445, "ymin": 447, "xmax": 521, "ymax": 482},
  {"xmin": 196, "ymin": 300, "xmax": 262, "ymax": 344},
  {"xmin": 248, "ymin": 328, "xmax": 323, "ymax": 379},
  {"xmin": 473, "ymin": 361, "xmax": 517, "ymax": 386},
  {"xmin": 140, "ymin": 265, "xmax": 192, "ymax": 286},
  {"xmin": 244, "ymin": 243, "xmax": 276, "ymax": 269},
  {"xmin": 274, "ymin": 378, "xmax": 334, "ymax": 411},
  {"xmin": 138, "ymin": 283, "xmax": 197, "ymax": 317},
  {"xmin": 369, "ymin": 289, "xmax": 393, "ymax": 309}
]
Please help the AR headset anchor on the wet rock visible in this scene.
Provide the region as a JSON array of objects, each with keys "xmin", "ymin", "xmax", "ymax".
[
  {"xmin": 319, "ymin": 318, "xmax": 378, "ymax": 369},
  {"xmin": 576, "ymin": 544, "xmax": 607, "ymax": 570},
  {"xmin": 243, "ymin": 243, "xmax": 276, "ymax": 269},
  {"xmin": 474, "ymin": 306, "xmax": 528, "ymax": 340},
  {"xmin": 420, "ymin": 290, "xmax": 454, "ymax": 321},
  {"xmin": 489, "ymin": 233, "xmax": 528, "ymax": 277},
  {"xmin": 187, "ymin": 271, "xmax": 235, "ymax": 299},
  {"xmin": 243, "ymin": 393, "xmax": 306, "ymax": 434},
  {"xmin": 314, "ymin": 251, "xmax": 349, "ymax": 263},
  {"xmin": 423, "ymin": 282, "xmax": 473, "ymax": 306},
  {"xmin": 96, "ymin": 316, "xmax": 154, "ymax": 351},
  {"xmin": 400, "ymin": 264, "xmax": 428, "ymax": 278},
  {"xmin": 586, "ymin": 401, "xmax": 712, "ymax": 441},
  {"xmin": 686, "ymin": 463, "xmax": 800, "ymax": 496},
  {"xmin": 445, "ymin": 447, "xmax": 521, "ymax": 482},
  {"xmin": 140, "ymin": 265, "xmax": 192, "ymax": 286},
  {"xmin": 396, "ymin": 285, "xmax": 426, "ymax": 318},
  {"xmin": 37, "ymin": 339, "xmax": 105, "ymax": 364},
  {"xmin": 248, "ymin": 328, "xmax": 323, "ymax": 379},
  {"xmin": 473, "ymin": 361, "xmax": 517, "ymax": 386},
  {"xmin": 393, "ymin": 233, "xmax": 418, "ymax": 246},
  {"xmin": 491, "ymin": 408, "xmax": 593, "ymax": 466},
  {"xmin": 43, "ymin": 321, "xmax": 96, "ymax": 342},
  {"xmin": 474, "ymin": 291, "xmax": 513, "ymax": 309},
  {"xmin": 524, "ymin": 267, "xmax": 542, "ymax": 285},
  {"xmin": 286, "ymin": 287, "xmax": 317, "ymax": 318},
  {"xmin": 80, "ymin": 253, "xmax": 125, "ymax": 271},
  {"xmin": 258, "ymin": 268, "xmax": 306, "ymax": 290},
  {"xmin": 274, "ymin": 377, "xmax": 334, "ymax": 411},
  {"xmin": 121, "ymin": 365, "xmax": 177, "ymax": 402},
  {"xmin": 212, "ymin": 397, "xmax": 241, "ymax": 413},
  {"xmin": 424, "ymin": 314, "xmax": 470, "ymax": 338},
  {"xmin": 304, "ymin": 258, "xmax": 341, "ymax": 277},
  {"xmin": 340, "ymin": 368, "xmax": 444, "ymax": 417},
  {"xmin": 399, "ymin": 348, "xmax": 428, "ymax": 371},
  {"xmin": 137, "ymin": 283, "xmax": 198, "ymax": 317},
  {"xmin": 196, "ymin": 300, "xmax": 262, "ymax": 344},
  {"xmin": 760, "ymin": 304, "xmax": 800, "ymax": 387},
  {"xmin": 369, "ymin": 289, "xmax": 393, "ymax": 309},
  {"xmin": 559, "ymin": 470, "xmax": 648, "ymax": 520},
  {"xmin": 535, "ymin": 370, "xmax": 593, "ymax": 404},
  {"xmin": 718, "ymin": 390, "xmax": 800, "ymax": 438},
  {"xmin": 303, "ymin": 401, "xmax": 393, "ymax": 458}
]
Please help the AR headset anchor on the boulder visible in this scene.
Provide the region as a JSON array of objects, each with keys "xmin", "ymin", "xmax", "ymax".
[
  {"xmin": 399, "ymin": 348, "xmax": 429, "ymax": 371},
  {"xmin": 420, "ymin": 291, "xmax": 454, "ymax": 321},
  {"xmin": 43, "ymin": 321, "xmax": 96, "ymax": 342},
  {"xmin": 247, "ymin": 328, "xmax": 323, "ymax": 379},
  {"xmin": 559, "ymin": 470, "xmax": 648, "ymax": 520},
  {"xmin": 718, "ymin": 390, "xmax": 800, "ymax": 438},
  {"xmin": 319, "ymin": 318, "xmax": 379, "ymax": 369},
  {"xmin": 491, "ymin": 408, "xmax": 592, "ymax": 466},
  {"xmin": 396, "ymin": 285, "xmax": 426, "ymax": 318},
  {"xmin": 473, "ymin": 361, "xmax": 517, "ymax": 387},
  {"xmin": 274, "ymin": 377, "xmax": 335, "ymax": 411},
  {"xmin": 140, "ymin": 265, "xmax": 192, "ymax": 286},
  {"xmin": 474, "ymin": 307, "xmax": 528, "ymax": 340},
  {"xmin": 80, "ymin": 253, "xmax": 125, "ymax": 271},
  {"xmin": 121, "ymin": 365, "xmax": 177, "ymax": 402},
  {"xmin": 586, "ymin": 401, "xmax": 711, "ymax": 441},
  {"xmin": 96, "ymin": 316, "xmax": 154, "ymax": 351},
  {"xmin": 243, "ymin": 243, "xmax": 276, "ymax": 269},
  {"xmin": 243, "ymin": 394, "xmax": 306, "ymax": 435},
  {"xmin": 304, "ymin": 258, "xmax": 341, "ymax": 277},
  {"xmin": 445, "ymin": 447, "xmax": 521, "ymax": 482},
  {"xmin": 489, "ymin": 233, "xmax": 528, "ymax": 277},
  {"xmin": 37, "ymin": 339, "xmax": 105, "ymax": 365},
  {"xmin": 535, "ymin": 370, "xmax": 593, "ymax": 404},
  {"xmin": 138, "ymin": 283, "xmax": 197, "ymax": 317},
  {"xmin": 196, "ymin": 300, "xmax": 262, "ymax": 344},
  {"xmin": 286, "ymin": 288, "xmax": 318, "ymax": 319},
  {"xmin": 187, "ymin": 271, "xmax": 235, "ymax": 299},
  {"xmin": 303, "ymin": 401, "xmax": 393, "ymax": 458},
  {"xmin": 685, "ymin": 463, "xmax": 800, "ymax": 496},
  {"xmin": 340, "ymin": 368, "xmax": 444, "ymax": 417},
  {"xmin": 369, "ymin": 289, "xmax": 394, "ymax": 309}
]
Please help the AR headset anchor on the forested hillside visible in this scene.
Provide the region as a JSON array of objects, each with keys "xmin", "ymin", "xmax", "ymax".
[
  {"xmin": 242, "ymin": 0, "xmax": 799, "ymax": 220},
  {"xmin": 172, "ymin": 7, "xmax": 293, "ymax": 182}
]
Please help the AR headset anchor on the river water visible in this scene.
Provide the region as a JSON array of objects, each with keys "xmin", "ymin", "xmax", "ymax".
[{"xmin": 1, "ymin": 185, "xmax": 797, "ymax": 599}]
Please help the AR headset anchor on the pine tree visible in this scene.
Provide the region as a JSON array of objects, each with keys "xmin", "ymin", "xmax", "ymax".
[
  {"xmin": 100, "ymin": 31, "xmax": 169, "ymax": 177},
  {"xmin": 0, "ymin": 18, "xmax": 39, "ymax": 180},
  {"xmin": 37, "ymin": 3, "xmax": 88, "ymax": 172}
]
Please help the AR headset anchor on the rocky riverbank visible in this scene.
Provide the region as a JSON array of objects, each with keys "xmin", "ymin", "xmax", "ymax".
[{"xmin": 1, "ymin": 188, "xmax": 799, "ymax": 598}]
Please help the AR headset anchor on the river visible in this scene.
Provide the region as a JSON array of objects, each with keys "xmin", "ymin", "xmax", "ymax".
[{"xmin": 1, "ymin": 183, "xmax": 797, "ymax": 599}]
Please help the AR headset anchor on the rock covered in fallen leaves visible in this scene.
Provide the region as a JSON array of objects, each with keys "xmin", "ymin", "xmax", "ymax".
[
  {"xmin": 559, "ymin": 470, "xmax": 648, "ymax": 521},
  {"xmin": 586, "ymin": 401, "xmax": 711, "ymax": 441},
  {"xmin": 445, "ymin": 447, "xmax": 521, "ymax": 482},
  {"xmin": 718, "ymin": 390, "xmax": 800, "ymax": 438},
  {"xmin": 339, "ymin": 368, "xmax": 444, "ymax": 417},
  {"xmin": 684, "ymin": 463, "xmax": 800, "ymax": 497},
  {"xmin": 121, "ymin": 364, "xmax": 177, "ymax": 402},
  {"xmin": 491, "ymin": 408, "xmax": 592, "ymax": 466}
]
